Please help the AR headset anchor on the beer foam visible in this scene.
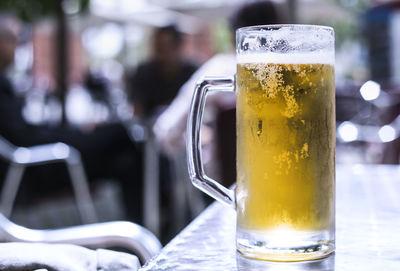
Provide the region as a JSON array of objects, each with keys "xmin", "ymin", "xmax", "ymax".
[{"xmin": 237, "ymin": 52, "xmax": 334, "ymax": 65}]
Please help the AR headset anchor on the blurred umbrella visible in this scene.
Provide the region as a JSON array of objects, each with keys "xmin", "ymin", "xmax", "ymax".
[{"xmin": 90, "ymin": 0, "xmax": 204, "ymax": 34}]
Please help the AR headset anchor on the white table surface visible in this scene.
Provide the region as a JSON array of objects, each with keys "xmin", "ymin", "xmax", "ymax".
[{"xmin": 140, "ymin": 164, "xmax": 400, "ymax": 270}]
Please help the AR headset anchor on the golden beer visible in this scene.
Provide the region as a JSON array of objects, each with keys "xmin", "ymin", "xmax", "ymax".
[{"xmin": 236, "ymin": 62, "xmax": 335, "ymax": 232}]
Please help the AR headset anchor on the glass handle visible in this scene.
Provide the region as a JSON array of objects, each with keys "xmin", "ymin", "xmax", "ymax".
[{"xmin": 186, "ymin": 76, "xmax": 236, "ymax": 209}]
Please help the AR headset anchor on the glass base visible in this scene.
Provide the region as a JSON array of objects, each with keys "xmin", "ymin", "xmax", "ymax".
[{"xmin": 237, "ymin": 227, "xmax": 335, "ymax": 262}]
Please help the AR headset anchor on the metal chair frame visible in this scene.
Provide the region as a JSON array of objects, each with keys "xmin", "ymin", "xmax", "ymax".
[
  {"xmin": 0, "ymin": 212, "xmax": 161, "ymax": 264},
  {"xmin": 0, "ymin": 135, "xmax": 97, "ymax": 224}
]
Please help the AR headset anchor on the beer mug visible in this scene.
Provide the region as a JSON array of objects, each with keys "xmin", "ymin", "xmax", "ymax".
[{"xmin": 187, "ymin": 25, "xmax": 335, "ymax": 261}]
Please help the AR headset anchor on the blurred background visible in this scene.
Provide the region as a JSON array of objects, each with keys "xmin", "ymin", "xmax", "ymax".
[{"xmin": 0, "ymin": 0, "xmax": 400, "ymax": 243}]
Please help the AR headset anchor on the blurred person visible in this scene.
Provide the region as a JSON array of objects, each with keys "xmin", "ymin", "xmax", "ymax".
[
  {"xmin": 153, "ymin": 0, "xmax": 284, "ymax": 184},
  {"xmin": 128, "ymin": 25, "xmax": 198, "ymax": 119},
  {"xmin": 0, "ymin": 16, "xmax": 143, "ymax": 223},
  {"xmin": 127, "ymin": 25, "xmax": 198, "ymax": 242}
]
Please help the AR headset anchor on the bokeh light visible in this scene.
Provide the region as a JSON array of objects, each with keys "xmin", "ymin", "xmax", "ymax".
[
  {"xmin": 338, "ymin": 121, "xmax": 359, "ymax": 142},
  {"xmin": 360, "ymin": 80, "xmax": 381, "ymax": 101}
]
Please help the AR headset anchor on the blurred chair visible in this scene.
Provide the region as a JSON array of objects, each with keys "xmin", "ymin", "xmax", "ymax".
[
  {"xmin": 129, "ymin": 117, "xmax": 205, "ymax": 240},
  {"xmin": 0, "ymin": 211, "xmax": 162, "ymax": 264},
  {"xmin": 142, "ymin": 118, "xmax": 161, "ymax": 238},
  {"xmin": 0, "ymin": 135, "xmax": 98, "ymax": 224}
]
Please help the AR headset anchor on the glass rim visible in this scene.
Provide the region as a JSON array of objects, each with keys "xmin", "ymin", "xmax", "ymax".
[{"xmin": 236, "ymin": 24, "xmax": 334, "ymax": 34}]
